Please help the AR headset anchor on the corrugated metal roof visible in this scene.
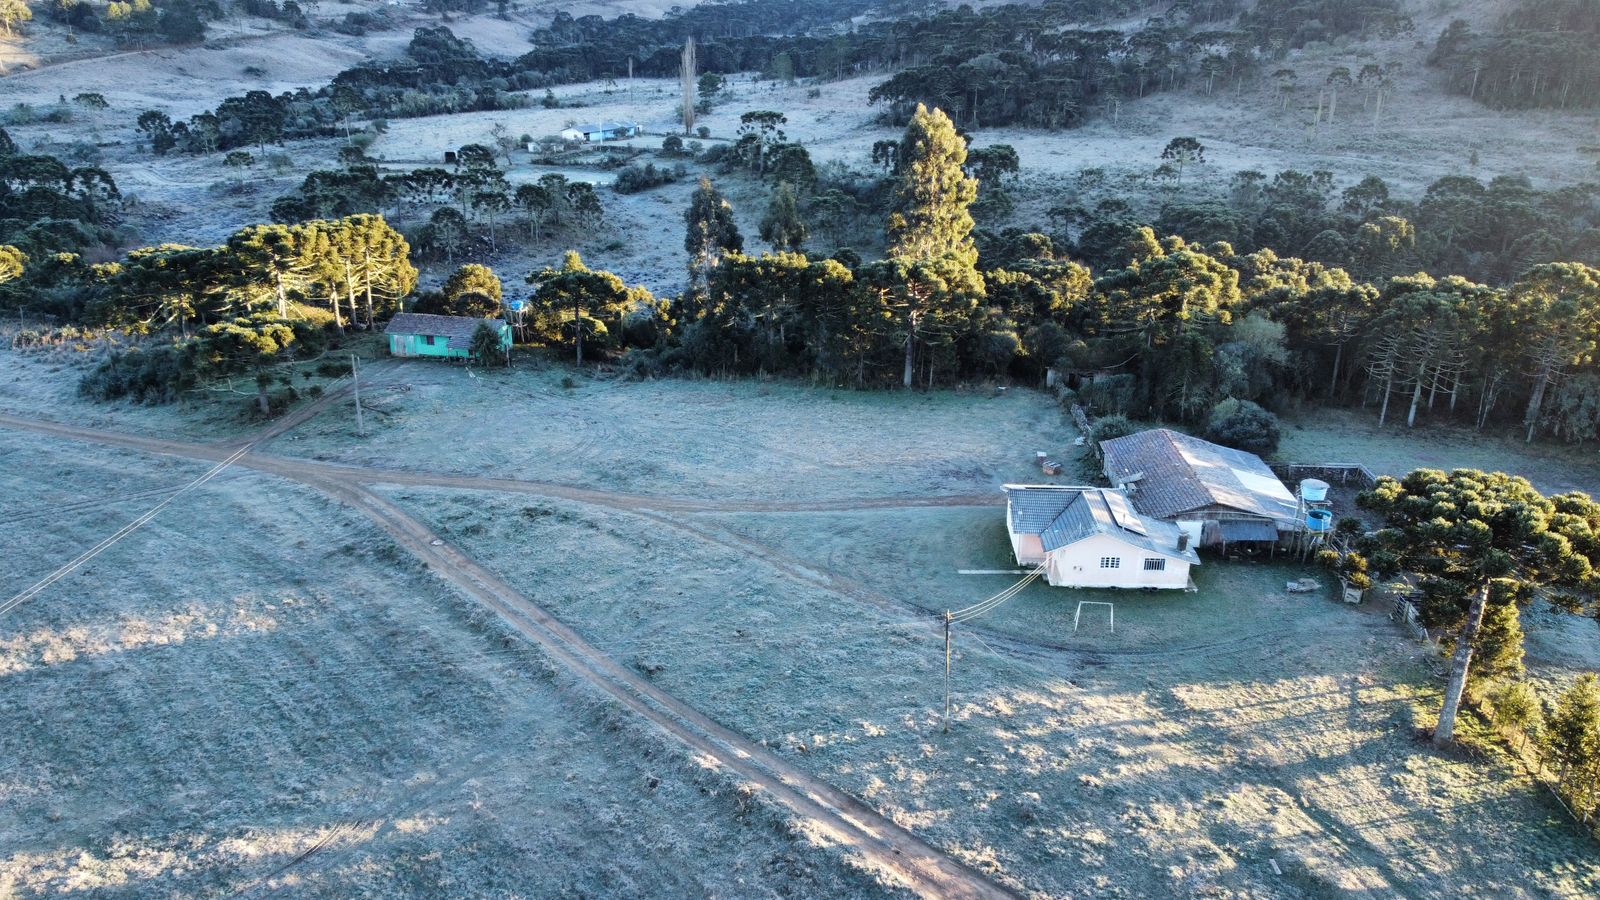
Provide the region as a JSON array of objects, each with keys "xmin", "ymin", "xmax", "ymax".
[
  {"xmin": 385, "ymin": 313, "xmax": 506, "ymax": 351},
  {"xmin": 1040, "ymin": 492, "xmax": 1099, "ymax": 552},
  {"xmin": 1004, "ymin": 485, "xmax": 1201, "ymax": 564},
  {"xmin": 1100, "ymin": 429, "xmax": 1299, "ymax": 524},
  {"xmin": 1218, "ymin": 519, "xmax": 1279, "ymax": 543}
]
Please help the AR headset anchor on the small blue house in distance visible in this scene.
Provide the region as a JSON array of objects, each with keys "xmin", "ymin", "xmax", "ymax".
[
  {"xmin": 559, "ymin": 121, "xmax": 641, "ymax": 142},
  {"xmin": 384, "ymin": 313, "xmax": 510, "ymax": 361}
]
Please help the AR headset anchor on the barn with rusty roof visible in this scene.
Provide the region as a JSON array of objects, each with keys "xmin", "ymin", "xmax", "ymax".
[{"xmin": 1098, "ymin": 428, "xmax": 1299, "ymax": 550}]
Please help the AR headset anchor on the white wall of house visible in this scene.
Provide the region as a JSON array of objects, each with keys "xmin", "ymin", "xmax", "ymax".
[
  {"xmin": 1044, "ymin": 534, "xmax": 1191, "ymax": 589},
  {"xmin": 1010, "ymin": 532, "xmax": 1046, "ymax": 566}
]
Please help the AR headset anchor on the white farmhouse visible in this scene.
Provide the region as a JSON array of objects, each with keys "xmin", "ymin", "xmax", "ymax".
[
  {"xmin": 559, "ymin": 121, "xmax": 642, "ymax": 142},
  {"xmin": 1003, "ymin": 485, "xmax": 1200, "ymax": 589}
]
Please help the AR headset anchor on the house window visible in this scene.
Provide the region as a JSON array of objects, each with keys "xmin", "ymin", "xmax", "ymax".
[
  {"xmin": 424, "ymin": 335, "xmax": 436, "ymax": 346},
  {"xmin": 1144, "ymin": 558, "xmax": 1166, "ymax": 571},
  {"xmin": 1099, "ymin": 557, "xmax": 1120, "ymax": 569}
]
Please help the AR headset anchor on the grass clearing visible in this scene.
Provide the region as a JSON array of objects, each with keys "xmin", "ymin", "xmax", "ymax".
[
  {"xmin": 1278, "ymin": 408, "xmax": 1600, "ymax": 496},
  {"xmin": 6, "ymin": 365, "xmax": 1600, "ymax": 897},
  {"xmin": 280, "ymin": 364, "xmax": 1069, "ymax": 501},
  {"xmin": 387, "ymin": 482, "xmax": 1600, "ymax": 898},
  {"xmin": 0, "ymin": 431, "xmax": 884, "ymax": 898}
]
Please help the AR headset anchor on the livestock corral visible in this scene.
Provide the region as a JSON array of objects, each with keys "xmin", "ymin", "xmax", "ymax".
[{"xmin": 3, "ymin": 345, "xmax": 1599, "ymax": 897}]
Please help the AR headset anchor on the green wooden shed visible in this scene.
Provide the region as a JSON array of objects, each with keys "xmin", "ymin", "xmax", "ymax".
[{"xmin": 384, "ymin": 313, "xmax": 510, "ymax": 361}]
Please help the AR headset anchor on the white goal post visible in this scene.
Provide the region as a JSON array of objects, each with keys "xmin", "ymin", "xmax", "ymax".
[{"xmin": 1073, "ymin": 600, "xmax": 1114, "ymax": 634}]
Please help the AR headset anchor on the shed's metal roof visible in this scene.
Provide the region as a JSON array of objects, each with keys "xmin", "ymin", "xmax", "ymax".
[
  {"xmin": 1099, "ymin": 429, "xmax": 1298, "ymax": 524},
  {"xmin": 1004, "ymin": 485, "xmax": 1200, "ymax": 564},
  {"xmin": 1218, "ymin": 519, "xmax": 1280, "ymax": 543},
  {"xmin": 384, "ymin": 313, "xmax": 506, "ymax": 351}
]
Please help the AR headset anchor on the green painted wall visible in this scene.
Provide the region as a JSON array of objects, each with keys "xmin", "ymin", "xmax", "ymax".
[
  {"xmin": 387, "ymin": 324, "xmax": 511, "ymax": 360},
  {"xmin": 389, "ymin": 333, "xmax": 465, "ymax": 359}
]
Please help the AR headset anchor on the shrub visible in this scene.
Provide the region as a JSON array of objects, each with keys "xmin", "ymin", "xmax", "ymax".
[
  {"xmin": 469, "ymin": 322, "xmax": 506, "ymax": 366},
  {"xmin": 1089, "ymin": 414, "xmax": 1137, "ymax": 446},
  {"xmin": 1205, "ymin": 397, "xmax": 1280, "ymax": 456},
  {"xmin": 1076, "ymin": 373, "xmax": 1135, "ymax": 416},
  {"xmin": 79, "ymin": 343, "xmax": 193, "ymax": 403},
  {"xmin": 612, "ymin": 162, "xmax": 680, "ymax": 194}
]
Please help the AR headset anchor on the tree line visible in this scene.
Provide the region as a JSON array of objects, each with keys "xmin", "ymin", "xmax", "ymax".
[
  {"xmin": 22, "ymin": 0, "xmax": 210, "ymax": 45},
  {"xmin": 2, "ymin": 214, "xmax": 415, "ymax": 409},
  {"xmin": 268, "ymin": 143, "xmax": 604, "ymax": 262},
  {"xmin": 16, "ymin": 104, "xmax": 1600, "ymax": 449},
  {"xmin": 1087, "ymin": 163, "xmax": 1600, "ymax": 288},
  {"xmin": 156, "ymin": 0, "xmax": 1416, "ymax": 153},
  {"xmin": 513, "ymin": 107, "xmax": 1600, "ymax": 451},
  {"xmin": 0, "ymin": 127, "xmax": 121, "ymax": 259},
  {"xmin": 1429, "ymin": 0, "xmax": 1600, "ymax": 111}
]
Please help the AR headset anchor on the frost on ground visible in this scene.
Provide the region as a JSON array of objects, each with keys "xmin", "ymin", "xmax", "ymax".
[
  {"xmin": 278, "ymin": 363, "xmax": 1065, "ymax": 502},
  {"xmin": 0, "ymin": 431, "xmax": 889, "ymax": 899},
  {"xmin": 387, "ymin": 482, "xmax": 1600, "ymax": 899},
  {"xmin": 4, "ymin": 364, "xmax": 1600, "ymax": 897},
  {"xmin": 1277, "ymin": 407, "xmax": 1600, "ymax": 497}
]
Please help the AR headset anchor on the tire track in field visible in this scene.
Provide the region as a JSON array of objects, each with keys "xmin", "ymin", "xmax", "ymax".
[
  {"xmin": 307, "ymin": 475, "xmax": 1017, "ymax": 900},
  {"xmin": 2, "ymin": 410, "xmax": 1003, "ymax": 513},
  {"xmin": 0, "ymin": 410, "xmax": 1017, "ymax": 899}
]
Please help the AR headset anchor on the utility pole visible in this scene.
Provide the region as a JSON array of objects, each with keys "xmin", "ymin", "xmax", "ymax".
[
  {"xmin": 943, "ymin": 610, "xmax": 953, "ymax": 734},
  {"xmin": 350, "ymin": 353, "xmax": 365, "ymax": 437}
]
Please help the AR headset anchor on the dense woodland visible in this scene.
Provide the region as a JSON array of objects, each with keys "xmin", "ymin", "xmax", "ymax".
[
  {"xmin": 145, "ymin": 0, "xmax": 1419, "ymax": 148},
  {"xmin": 7, "ymin": 105, "xmax": 1600, "ymax": 456},
  {"xmin": 1429, "ymin": 0, "xmax": 1600, "ymax": 110},
  {"xmin": 0, "ymin": 127, "xmax": 121, "ymax": 256}
]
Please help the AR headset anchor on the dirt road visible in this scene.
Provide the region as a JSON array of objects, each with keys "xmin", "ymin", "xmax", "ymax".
[
  {"xmin": 0, "ymin": 410, "xmax": 1016, "ymax": 899},
  {"xmin": 0, "ymin": 412, "xmax": 1003, "ymax": 514}
]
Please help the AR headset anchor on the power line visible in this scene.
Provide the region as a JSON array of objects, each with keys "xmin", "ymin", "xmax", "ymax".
[
  {"xmin": 0, "ymin": 443, "xmax": 254, "ymax": 620},
  {"xmin": 951, "ymin": 564, "xmax": 1045, "ymax": 623}
]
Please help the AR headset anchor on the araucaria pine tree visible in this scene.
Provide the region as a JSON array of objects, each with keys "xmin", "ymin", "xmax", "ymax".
[
  {"xmin": 888, "ymin": 104, "xmax": 978, "ymax": 267},
  {"xmin": 759, "ymin": 182, "xmax": 807, "ymax": 252},
  {"xmin": 884, "ymin": 104, "xmax": 983, "ymax": 388},
  {"xmin": 680, "ymin": 36, "xmax": 697, "ymax": 135},
  {"xmin": 684, "ymin": 178, "xmax": 742, "ymax": 293},
  {"xmin": 1356, "ymin": 469, "xmax": 1600, "ymax": 748}
]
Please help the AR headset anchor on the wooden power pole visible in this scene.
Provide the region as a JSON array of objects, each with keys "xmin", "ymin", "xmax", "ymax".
[
  {"xmin": 350, "ymin": 353, "xmax": 365, "ymax": 437},
  {"xmin": 944, "ymin": 610, "xmax": 953, "ymax": 733}
]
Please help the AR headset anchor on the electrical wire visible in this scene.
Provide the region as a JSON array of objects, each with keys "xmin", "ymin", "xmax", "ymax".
[
  {"xmin": 950, "ymin": 564, "xmax": 1046, "ymax": 623},
  {"xmin": 0, "ymin": 443, "xmax": 255, "ymax": 620}
]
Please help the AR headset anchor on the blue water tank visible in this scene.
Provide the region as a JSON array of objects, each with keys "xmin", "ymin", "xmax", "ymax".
[
  {"xmin": 1307, "ymin": 509, "xmax": 1334, "ymax": 532},
  {"xmin": 1300, "ymin": 479, "xmax": 1330, "ymax": 503}
]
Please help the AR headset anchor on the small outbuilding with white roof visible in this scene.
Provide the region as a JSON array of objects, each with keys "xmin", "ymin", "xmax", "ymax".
[{"xmin": 1003, "ymin": 485, "xmax": 1200, "ymax": 589}]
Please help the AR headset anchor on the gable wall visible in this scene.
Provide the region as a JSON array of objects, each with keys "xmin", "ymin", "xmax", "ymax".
[{"xmin": 1046, "ymin": 533, "xmax": 1191, "ymax": 589}]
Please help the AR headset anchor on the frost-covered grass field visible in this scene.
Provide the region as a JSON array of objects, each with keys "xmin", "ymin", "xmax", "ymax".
[
  {"xmin": 0, "ymin": 431, "xmax": 883, "ymax": 899},
  {"xmin": 6, "ymin": 353, "xmax": 1600, "ymax": 897},
  {"xmin": 391, "ymin": 484, "xmax": 1600, "ymax": 898},
  {"xmin": 279, "ymin": 362, "xmax": 1068, "ymax": 502},
  {"xmin": 1278, "ymin": 407, "xmax": 1600, "ymax": 496}
]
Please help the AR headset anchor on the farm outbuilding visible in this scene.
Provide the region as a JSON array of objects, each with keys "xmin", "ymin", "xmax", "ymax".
[
  {"xmin": 384, "ymin": 313, "xmax": 510, "ymax": 361},
  {"xmin": 1099, "ymin": 428, "xmax": 1299, "ymax": 550},
  {"xmin": 559, "ymin": 121, "xmax": 641, "ymax": 142},
  {"xmin": 1003, "ymin": 485, "xmax": 1200, "ymax": 589}
]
